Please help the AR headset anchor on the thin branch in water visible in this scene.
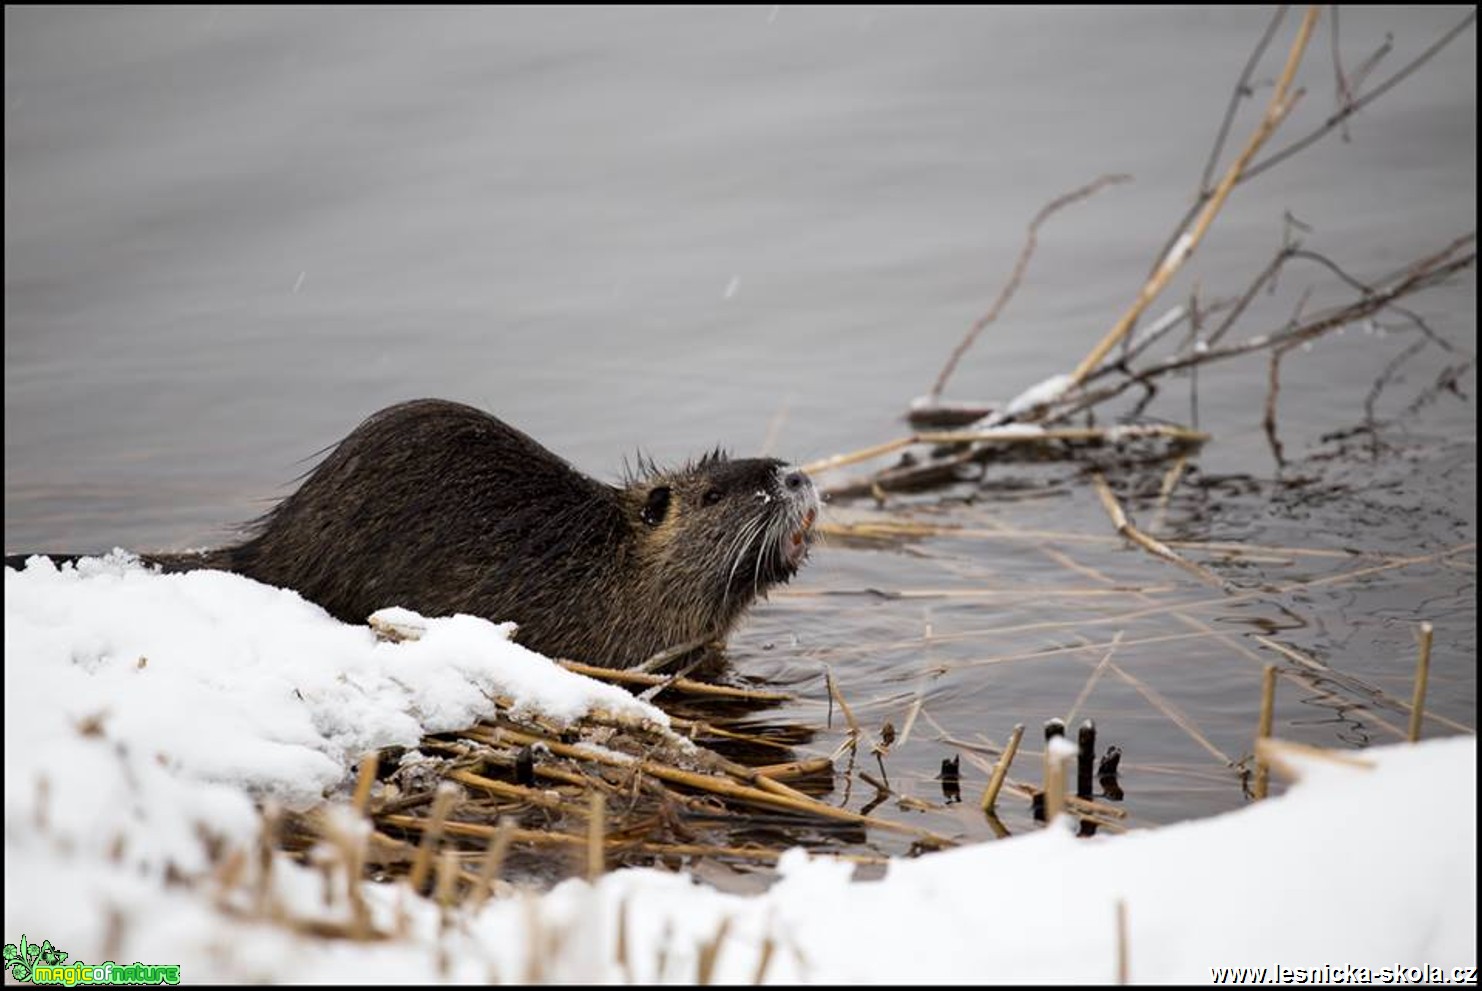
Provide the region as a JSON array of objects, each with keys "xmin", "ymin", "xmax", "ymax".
[
  {"xmin": 1262, "ymin": 343, "xmax": 1298, "ymax": 469},
  {"xmin": 1066, "ymin": 7, "xmax": 1322, "ymax": 390},
  {"xmin": 1362, "ymin": 334, "xmax": 1430, "ymax": 454},
  {"xmin": 1285, "ymin": 248, "xmax": 1461, "ymax": 354},
  {"xmin": 1150, "ymin": 5, "xmax": 1292, "ymax": 278},
  {"xmin": 927, "ymin": 173, "xmax": 1131, "ymax": 403},
  {"xmin": 1046, "ymin": 235, "xmax": 1477, "ymax": 426},
  {"xmin": 1328, "ymin": 5, "xmax": 1354, "ymax": 141},
  {"xmin": 1246, "ymin": 9, "xmax": 1477, "ymax": 181}
]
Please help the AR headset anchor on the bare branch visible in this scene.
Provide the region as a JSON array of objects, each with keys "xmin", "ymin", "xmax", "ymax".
[{"xmin": 927, "ymin": 173, "xmax": 1130, "ymax": 403}]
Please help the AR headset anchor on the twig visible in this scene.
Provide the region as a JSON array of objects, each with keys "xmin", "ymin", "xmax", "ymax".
[
  {"xmin": 928, "ymin": 173, "xmax": 1131, "ymax": 402},
  {"xmin": 1246, "ymin": 9, "xmax": 1477, "ymax": 180},
  {"xmin": 1065, "ymin": 6, "xmax": 1321, "ymax": 389}
]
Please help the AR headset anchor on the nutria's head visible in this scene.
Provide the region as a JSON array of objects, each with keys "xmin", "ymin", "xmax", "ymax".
[{"xmin": 619, "ymin": 452, "xmax": 821, "ymax": 640}]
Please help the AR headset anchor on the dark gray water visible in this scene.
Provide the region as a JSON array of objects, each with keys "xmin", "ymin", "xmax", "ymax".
[{"xmin": 6, "ymin": 6, "xmax": 1476, "ymax": 851}]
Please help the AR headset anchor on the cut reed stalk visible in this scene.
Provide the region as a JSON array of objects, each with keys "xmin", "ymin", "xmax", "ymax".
[
  {"xmin": 1254, "ymin": 664, "xmax": 1277, "ymax": 800},
  {"xmin": 1408, "ymin": 621, "xmax": 1434, "ymax": 742},
  {"xmin": 979, "ymin": 723, "xmax": 1025, "ymax": 814}
]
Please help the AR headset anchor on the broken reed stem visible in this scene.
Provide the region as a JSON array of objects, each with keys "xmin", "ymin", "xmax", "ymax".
[
  {"xmin": 979, "ymin": 723, "xmax": 1025, "ymax": 814},
  {"xmin": 352, "ymin": 753, "xmax": 379, "ymax": 816},
  {"xmin": 1253, "ymin": 664, "xmax": 1277, "ymax": 800},
  {"xmin": 928, "ymin": 172, "xmax": 1132, "ymax": 402},
  {"xmin": 1066, "ymin": 5, "xmax": 1320, "ymax": 389},
  {"xmin": 1408, "ymin": 621, "xmax": 1434, "ymax": 742},
  {"xmin": 407, "ymin": 783, "xmax": 458, "ymax": 893},
  {"xmin": 1091, "ymin": 473, "xmax": 1229, "ymax": 590}
]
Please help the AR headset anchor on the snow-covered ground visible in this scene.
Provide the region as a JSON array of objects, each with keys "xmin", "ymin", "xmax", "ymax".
[{"xmin": 5, "ymin": 555, "xmax": 1475, "ymax": 983}]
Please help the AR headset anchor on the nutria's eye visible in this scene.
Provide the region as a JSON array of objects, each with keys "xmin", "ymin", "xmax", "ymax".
[
  {"xmin": 702, "ymin": 488, "xmax": 723, "ymax": 506},
  {"xmin": 641, "ymin": 486, "xmax": 671, "ymax": 526}
]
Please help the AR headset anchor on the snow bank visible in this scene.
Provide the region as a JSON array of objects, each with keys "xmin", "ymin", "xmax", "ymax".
[{"xmin": 4, "ymin": 555, "xmax": 1475, "ymax": 983}]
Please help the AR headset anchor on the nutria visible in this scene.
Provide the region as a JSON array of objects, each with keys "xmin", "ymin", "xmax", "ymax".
[{"xmin": 138, "ymin": 399, "xmax": 820, "ymax": 668}]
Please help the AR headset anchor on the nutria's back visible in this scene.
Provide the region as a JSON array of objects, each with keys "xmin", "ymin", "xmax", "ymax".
[{"xmin": 173, "ymin": 399, "xmax": 819, "ymax": 668}]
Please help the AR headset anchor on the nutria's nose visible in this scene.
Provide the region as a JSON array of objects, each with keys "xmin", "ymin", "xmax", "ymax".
[{"xmin": 781, "ymin": 469, "xmax": 809, "ymax": 492}]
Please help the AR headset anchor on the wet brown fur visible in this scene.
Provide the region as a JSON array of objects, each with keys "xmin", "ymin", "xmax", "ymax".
[{"xmin": 152, "ymin": 399, "xmax": 817, "ymax": 668}]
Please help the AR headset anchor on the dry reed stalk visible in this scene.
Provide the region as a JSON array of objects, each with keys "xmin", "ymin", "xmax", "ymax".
[
  {"xmin": 775, "ymin": 584, "xmax": 1177, "ymax": 600},
  {"xmin": 1408, "ymin": 621, "xmax": 1434, "ymax": 742},
  {"xmin": 1253, "ymin": 664, "xmax": 1277, "ymax": 800},
  {"xmin": 752, "ymin": 757, "xmax": 835, "ymax": 780},
  {"xmin": 407, "ymin": 782, "xmax": 458, "ymax": 893},
  {"xmin": 928, "ymin": 173, "xmax": 1131, "ymax": 403},
  {"xmin": 1091, "ymin": 472, "xmax": 1229, "ymax": 590},
  {"xmin": 696, "ymin": 917, "xmax": 733, "ymax": 985},
  {"xmin": 487, "ymin": 724, "xmax": 954, "ymax": 844},
  {"xmin": 587, "ymin": 791, "xmax": 606, "ymax": 882},
  {"xmin": 1066, "ymin": 631, "xmax": 1124, "ymax": 727},
  {"xmin": 471, "ymin": 817, "xmax": 515, "ymax": 906},
  {"xmin": 446, "ymin": 768, "xmax": 578, "ymax": 812},
  {"xmin": 898, "ymin": 694, "xmax": 925, "ymax": 745},
  {"xmin": 555, "ymin": 659, "xmax": 793, "ymax": 703},
  {"xmin": 979, "ymin": 723, "xmax": 1025, "ymax": 814},
  {"xmin": 818, "ymin": 517, "xmax": 1387, "ymax": 561},
  {"xmin": 436, "ymin": 849, "xmax": 458, "ymax": 910},
  {"xmin": 824, "ymin": 667, "xmax": 865, "ymax": 740},
  {"xmin": 1107, "ymin": 660, "xmax": 1233, "ymax": 765},
  {"xmin": 1148, "ymin": 455, "xmax": 1189, "ymax": 533},
  {"xmin": 1255, "ymin": 737, "xmax": 1376, "ymax": 781},
  {"xmin": 1116, "ymin": 899, "xmax": 1130, "ymax": 985},
  {"xmin": 1065, "ymin": 6, "xmax": 1321, "ymax": 388},
  {"xmin": 388, "ymin": 814, "xmax": 888, "ymax": 866},
  {"xmin": 802, "ymin": 424, "xmax": 1208, "ymax": 478},
  {"xmin": 1254, "ymin": 635, "xmax": 1471, "ymax": 734},
  {"xmin": 352, "ymin": 752, "xmax": 379, "ymax": 815},
  {"xmin": 669, "ymin": 719, "xmax": 799, "ymax": 753}
]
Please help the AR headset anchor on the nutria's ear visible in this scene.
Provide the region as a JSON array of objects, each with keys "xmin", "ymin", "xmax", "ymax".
[{"xmin": 640, "ymin": 486, "xmax": 671, "ymax": 526}]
